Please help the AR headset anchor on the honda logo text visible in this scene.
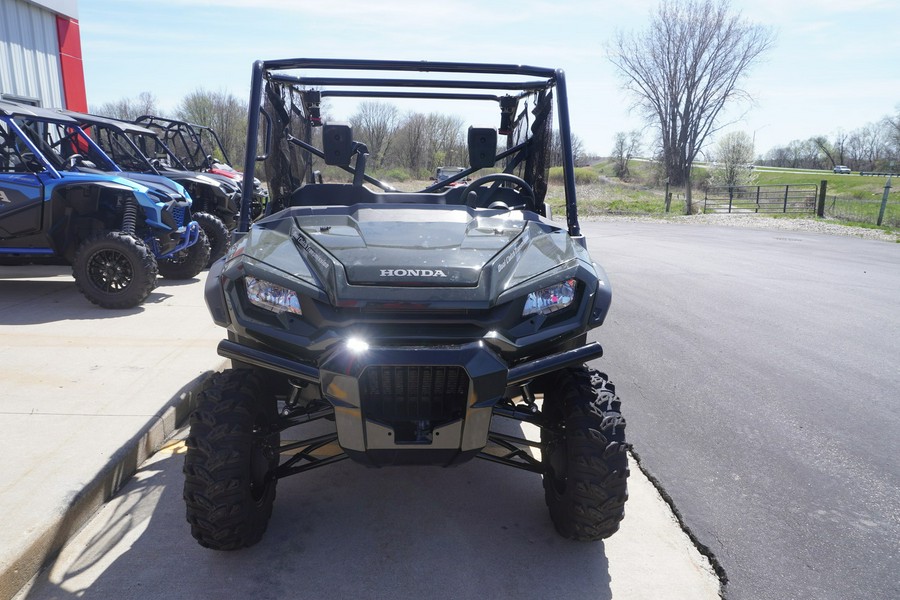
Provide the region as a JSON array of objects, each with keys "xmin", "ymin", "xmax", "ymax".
[{"xmin": 380, "ymin": 269, "xmax": 448, "ymax": 278}]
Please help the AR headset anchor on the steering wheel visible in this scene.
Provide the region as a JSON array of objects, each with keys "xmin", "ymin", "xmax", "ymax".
[
  {"xmin": 65, "ymin": 153, "xmax": 84, "ymax": 169},
  {"xmin": 459, "ymin": 173, "xmax": 535, "ymax": 210}
]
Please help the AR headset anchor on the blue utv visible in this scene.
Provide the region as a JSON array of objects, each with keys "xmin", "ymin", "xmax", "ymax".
[
  {"xmin": 0, "ymin": 100, "xmax": 208, "ymax": 308},
  {"xmin": 60, "ymin": 110, "xmax": 235, "ymax": 265}
]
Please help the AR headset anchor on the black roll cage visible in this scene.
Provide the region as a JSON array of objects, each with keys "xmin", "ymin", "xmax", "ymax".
[
  {"xmin": 239, "ymin": 58, "xmax": 581, "ymax": 238},
  {"xmin": 62, "ymin": 111, "xmax": 170, "ymax": 175},
  {"xmin": 136, "ymin": 115, "xmax": 233, "ymax": 171}
]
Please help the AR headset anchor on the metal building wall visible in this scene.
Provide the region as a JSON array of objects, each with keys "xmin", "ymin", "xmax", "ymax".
[{"xmin": 0, "ymin": 0, "xmax": 65, "ymax": 107}]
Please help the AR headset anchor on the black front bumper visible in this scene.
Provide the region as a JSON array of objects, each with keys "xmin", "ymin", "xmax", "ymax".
[{"xmin": 217, "ymin": 338, "xmax": 602, "ymax": 466}]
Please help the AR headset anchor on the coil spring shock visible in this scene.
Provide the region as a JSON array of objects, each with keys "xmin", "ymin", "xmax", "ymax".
[{"xmin": 122, "ymin": 197, "xmax": 138, "ymax": 236}]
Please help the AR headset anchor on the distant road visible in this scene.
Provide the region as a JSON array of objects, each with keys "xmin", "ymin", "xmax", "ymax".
[{"xmin": 629, "ymin": 156, "xmax": 837, "ymax": 177}]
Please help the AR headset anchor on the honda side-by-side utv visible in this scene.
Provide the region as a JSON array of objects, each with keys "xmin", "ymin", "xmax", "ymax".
[
  {"xmin": 62, "ymin": 111, "xmax": 236, "ymax": 264},
  {"xmin": 185, "ymin": 58, "xmax": 629, "ymax": 550},
  {"xmin": 0, "ymin": 100, "xmax": 208, "ymax": 308}
]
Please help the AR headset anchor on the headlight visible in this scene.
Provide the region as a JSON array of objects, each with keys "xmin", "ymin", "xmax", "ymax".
[
  {"xmin": 245, "ymin": 276, "xmax": 302, "ymax": 315},
  {"xmin": 523, "ymin": 279, "xmax": 577, "ymax": 317}
]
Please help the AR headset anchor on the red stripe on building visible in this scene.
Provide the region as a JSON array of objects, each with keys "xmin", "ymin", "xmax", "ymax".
[{"xmin": 55, "ymin": 15, "xmax": 87, "ymax": 111}]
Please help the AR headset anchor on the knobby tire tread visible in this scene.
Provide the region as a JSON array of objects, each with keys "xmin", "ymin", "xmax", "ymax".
[
  {"xmin": 192, "ymin": 211, "xmax": 230, "ymax": 266},
  {"xmin": 542, "ymin": 367, "xmax": 629, "ymax": 541},
  {"xmin": 183, "ymin": 369, "xmax": 278, "ymax": 550}
]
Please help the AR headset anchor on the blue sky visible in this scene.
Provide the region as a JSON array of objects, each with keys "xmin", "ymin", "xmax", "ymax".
[{"xmin": 78, "ymin": 0, "xmax": 900, "ymax": 156}]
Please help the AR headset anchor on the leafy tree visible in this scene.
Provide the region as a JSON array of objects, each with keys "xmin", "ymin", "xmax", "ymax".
[{"xmin": 609, "ymin": 0, "xmax": 774, "ymax": 213}]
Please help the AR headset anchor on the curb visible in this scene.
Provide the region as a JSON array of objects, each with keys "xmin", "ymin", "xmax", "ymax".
[{"xmin": 2, "ymin": 368, "xmax": 222, "ymax": 600}]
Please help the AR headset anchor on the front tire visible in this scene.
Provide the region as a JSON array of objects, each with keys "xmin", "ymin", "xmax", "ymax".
[
  {"xmin": 183, "ymin": 369, "xmax": 280, "ymax": 550},
  {"xmin": 541, "ymin": 367, "xmax": 629, "ymax": 541},
  {"xmin": 72, "ymin": 231, "xmax": 158, "ymax": 309},
  {"xmin": 193, "ymin": 211, "xmax": 230, "ymax": 266}
]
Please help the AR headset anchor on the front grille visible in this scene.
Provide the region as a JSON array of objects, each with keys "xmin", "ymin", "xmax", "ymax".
[
  {"xmin": 360, "ymin": 366, "xmax": 469, "ymax": 424},
  {"xmin": 170, "ymin": 205, "xmax": 187, "ymax": 227}
]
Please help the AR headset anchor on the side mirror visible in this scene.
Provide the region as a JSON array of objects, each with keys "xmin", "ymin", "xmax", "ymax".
[
  {"xmin": 322, "ymin": 122, "xmax": 353, "ymax": 167},
  {"xmin": 467, "ymin": 127, "xmax": 497, "ymax": 170}
]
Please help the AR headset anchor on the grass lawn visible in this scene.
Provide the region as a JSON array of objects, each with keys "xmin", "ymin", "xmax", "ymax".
[
  {"xmin": 751, "ymin": 168, "xmax": 894, "ymax": 201},
  {"xmin": 381, "ymin": 160, "xmax": 898, "ymax": 229}
]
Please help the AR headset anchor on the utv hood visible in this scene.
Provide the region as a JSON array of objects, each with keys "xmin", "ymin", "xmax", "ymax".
[
  {"xmin": 301, "ymin": 207, "xmax": 523, "ymax": 287},
  {"xmin": 119, "ymin": 172, "xmax": 191, "ymax": 202},
  {"xmin": 237, "ymin": 205, "xmax": 589, "ymax": 295}
]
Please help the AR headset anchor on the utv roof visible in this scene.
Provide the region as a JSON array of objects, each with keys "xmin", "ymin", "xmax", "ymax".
[
  {"xmin": 259, "ymin": 59, "xmax": 565, "ymax": 103},
  {"xmin": 135, "ymin": 115, "xmax": 232, "ymax": 165},
  {"xmin": 0, "ymin": 100, "xmax": 79, "ymax": 124},
  {"xmin": 60, "ymin": 110, "xmax": 159, "ymax": 136},
  {"xmin": 135, "ymin": 115, "xmax": 217, "ymax": 132}
]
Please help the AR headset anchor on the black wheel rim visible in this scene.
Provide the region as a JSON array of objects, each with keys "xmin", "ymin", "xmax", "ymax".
[{"xmin": 87, "ymin": 248, "xmax": 134, "ymax": 293}]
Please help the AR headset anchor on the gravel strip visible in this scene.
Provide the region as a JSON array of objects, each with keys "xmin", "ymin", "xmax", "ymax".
[{"xmin": 579, "ymin": 214, "xmax": 899, "ymax": 243}]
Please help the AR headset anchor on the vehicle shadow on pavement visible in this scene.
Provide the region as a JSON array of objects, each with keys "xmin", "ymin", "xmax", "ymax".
[
  {"xmin": 20, "ymin": 434, "xmax": 615, "ymax": 600},
  {"xmin": 0, "ymin": 272, "xmax": 210, "ymax": 324},
  {"xmin": 154, "ymin": 276, "xmax": 206, "ymax": 289},
  {"xmin": 0, "ymin": 281, "xmax": 148, "ymax": 323}
]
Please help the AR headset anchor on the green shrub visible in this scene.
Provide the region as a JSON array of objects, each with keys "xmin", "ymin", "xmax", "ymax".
[
  {"xmin": 549, "ymin": 166, "xmax": 564, "ymax": 183},
  {"xmin": 574, "ymin": 168, "xmax": 598, "ymax": 185},
  {"xmin": 548, "ymin": 167, "xmax": 598, "ymax": 185},
  {"xmin": 378, "ymin": 167, "xmax": 412, "ymax": 182}
]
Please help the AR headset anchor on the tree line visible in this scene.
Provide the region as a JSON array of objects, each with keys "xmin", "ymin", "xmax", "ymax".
[
  {"xmin": 760, "ymin": 110, "xmax": 900, "ymax": 172},
  {"xmin": 92, "ymin": 89, "xmax": 249, "ymax": 169}
]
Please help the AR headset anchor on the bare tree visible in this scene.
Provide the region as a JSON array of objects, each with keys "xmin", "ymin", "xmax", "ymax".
[
  {"xmin": 393, "ymin": 112, "xmax": 430, "ymax": 175},
  {"xmin": 177, "ymin": 89, "xmax": 248, "ymax": 166},
  {"xmin": 881, "ymin": 109, "xmax": 900, "ymax": 167},
  {"xmin": 609, "ymin": 0, "xmax": 774, "ymax": 213},
  {"xmin": 549, "ymin": 130, "xmax": 586, "ymax": 167},
  {"xmin": 710, "ymin": 131, "xmax": 755, "ymax": 187},
  {"xmin": 427, "ymin": 113, "xmax": 466, "ymax": 169},
  {"xmin": 611, "ymin": 130, "xmax": 642, "ymax": 179},
  {"xmin": 92, "ymin": 92, "xmax": 159, "ymax": 121},
  {"xmin": 349, "ymin": 101, "xmax": 399, "ymax": 168},
  {"xmin": 390, "ymin": 112, "xmax": 466, "ymax": 175},
  {"xmin": 853, "ymin": 123, "xmax": 888, "ymax": 171},
  {"xmin": 813, "ymin": 135, "xmax": 838, "ymax": 169}
]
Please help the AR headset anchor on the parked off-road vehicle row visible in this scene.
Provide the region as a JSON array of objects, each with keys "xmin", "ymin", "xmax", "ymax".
[{"xmin": 1, "ymin": 101, "xmax": 267, "ymax": 307}]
